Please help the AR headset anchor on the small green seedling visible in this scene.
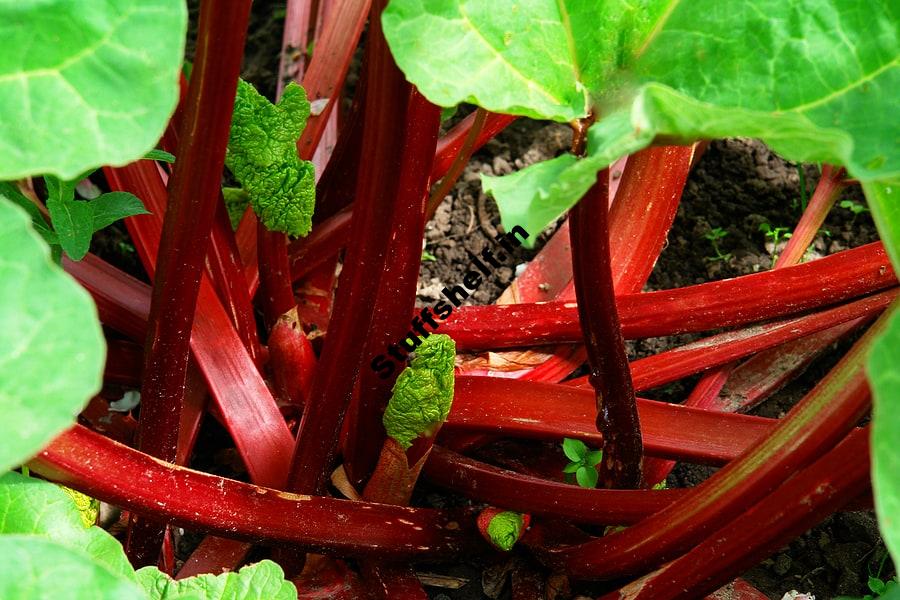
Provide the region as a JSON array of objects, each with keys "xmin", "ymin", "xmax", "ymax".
[
  {"xmin": 562, "ymin": 437, "xmax": 603, "ymax": 489},
  {"xmin": 421, "ymin": 249, "xmax": 438, "ymax": 262},
  {"xmin": 840, "ymin": 199, "xmax": 870, "ymax": 224},
  {"xmin": 759, "ymin": 222, "xmax": 793, "ymax": 264},
  {"xmin": 703, "ymin": 227, "xmax": 732, "ymax": 263}
]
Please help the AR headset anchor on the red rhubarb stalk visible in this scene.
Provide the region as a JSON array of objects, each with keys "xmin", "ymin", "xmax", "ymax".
[
  {"xmin": 441, "ymin": 241, "xmax": 895, "ymax": 350},
  {"xmin": 610, "ymin": 429, "xmax": 869, "ymax": 599},
  {"xmin": 543, "ymin": 299, "xmax": 895, "ymax": 580},
  {"xmin": 446, "ymin": 377, "xmax": 774, "ymax": 465},
  {"xmin": 287, "ymin": 1, "xmax": 429, "ymax": 494},
  {"xmin": 124, "ymin": 0, "xmax": 252, "ymax": 566},
  {"xmin": 29, "ymin": 425, "xmax": 479, "ymax": 560},
  {"xmin": 569, "ymin": 169, "xmax": 642, "ymax": 487},
  {"xmin": 341, "ymin": 89, "xmax": 442, "ymax": 486}
]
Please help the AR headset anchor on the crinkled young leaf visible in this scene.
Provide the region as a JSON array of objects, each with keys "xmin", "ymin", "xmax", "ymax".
[
  {"xmin": 0, "ymin": 472, "xmax": 134, "ymax": 580},
  {"xmin": 383, "ymin": 334, "xmax": 456, "ymax": 449},
  {"xmin": 868, "ymin": 305, "xmax": 900, "ymax": 568},
  {"xmin": 485, "ymin": 511, "xmax": 526, "ymax": 552},
  {"xmin": 0, "ymin": 197, "xmax": 104, "ymax": 473},
  {"xmin": 222, "ymin": 187, "xmax": 251, "ymax": 230},
  {"xmin": 0, "ymin": 536, "xmax": 144, "ymax": 600},
  {"xmin": 0, "ymin": 0, "xmax": 187, "ymax": 180},
  {"xmin": 225, "ymin": 80, "xmax": 316, "ymax": 237},
  {"xmin": 137, "ymin": 560, "xmax": 296, "ymax": 600}
]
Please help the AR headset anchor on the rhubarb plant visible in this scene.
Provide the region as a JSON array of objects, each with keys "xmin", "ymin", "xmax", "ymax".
[{"xmin": 383, "ymin": 0, "xmax": 900, "ymax": 565}]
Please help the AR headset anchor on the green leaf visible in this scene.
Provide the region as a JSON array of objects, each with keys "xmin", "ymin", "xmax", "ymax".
[
  {"xmin": 382, "ymin": 1, "xmax": 667, "ymax": 122},
  {"xmin": 223, "ymin": 187, "xmax": 251, "ymax": 230},
  {"xmin": 89, "ymin": 192, "xmax": 150, "ymax": 232},
  {"xmin": 586, "ymin": 450, "xmax": 603, "ymax": 467},
  {"xmin": 404, "ymin": 0, "xmax": 898, "ymax": 243},
  {"xmin": 561, "ymin": 437, "xmax": 588, "ymax": 462},
  {"xmin": 0, "ymin": 196, "xmax": 105, "ymax": 472},
  {"xmin": 137, "ymin": 560, "xmax": 297, "ymax": 600},
  {"xmin": 0, "ymin": 472, "xmax": 134, "ymax": 579},
  {"xmin": 45, "ymin": 177, "xmax": 149, "ymax": 260},
  {"xmin": 383, "ymin": 334, "xmax": 456, "ymax": 449},
  {"xmin": 225, "ymin": 80, "xmax": 316, "ymax": 237},
  {"xmin": 866, "ymin": 181, "xmax": 900, "ymax": 271},
  {"xmin": 144, "ymin": 149, "xmax": 176, "ymax": 164},
  {"xmin": 0, "ymin": 182, "xmax": 57, "ymax": 245},
  {"xmin": 0, "ymin": 0, "xmax": 188, "ymax": 180},
  {"xmin": 46, "ymin": 194, "xmax": 93, "ymax": 259},
  {"xmin": 868, "ymin": 305, "xmax": 900, "ymax": 569},
  {"xmin": 0, "ymin": 536, "xmax": 145, "ymax": 600},
  {"xmin": 484, "ymin": 511, "xmax": 526, "ymax": 552},
  {"xmin": 562, "ymin": 462, "xmax": 580, "ymax": 474},
  {"xmin": 575, "ymin": 465, "xmax": 599, "ymax": 489}
]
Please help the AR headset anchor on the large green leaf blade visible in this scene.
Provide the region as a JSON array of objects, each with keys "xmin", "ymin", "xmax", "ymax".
[
  {"xmin": 0, "ymin": 536, "xmax": 144, "ymax": 600},
  {"xmin": 382, "ymin": 0, "xmax": 590, "ymax": 121},
  {"xmin": 482, "ymin": 0, "xmax": 898, "ymax": 238},
  {"xmin": 0, "ymin": 196, "xmax": 105, "ymax": 472},
  {"xmin": 137, "ymin": 560, "xmax": 297, "ymax": 600},
  {"xmin": 868, "ymin": 306, "xmax": 900, "ymax": 568},
  {"xmin": 0, "ymin": 0, "xmax": 187, "ymax": 180},
  {"xmin": 0, "ymin": 472, "xmax": 135, "ymax": 580}
]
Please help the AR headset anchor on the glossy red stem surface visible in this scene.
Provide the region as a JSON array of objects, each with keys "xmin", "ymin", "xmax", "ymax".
[
  {"xmin": 125, "ymin": 0, "xmax": 252, "ymax": 566},
  {"xmin": 611, "ymin": 429, "xmax": 869, "ymax": 599},
  {"xmin": 440, "ymin": 242, "xmax": 894, "ymax": 350},
  {"xmin": 30, "ymin": 426, "xmax": 478, "ymax": 560},
  {"xmin": 287, "ymin": 2, "xmax": 421, "ymax": 494},
  {"xmin": 570, "ymin": 171, "xmax": 642, "ymax": 487},
  {"xmin": 545, "ymin": 301, "xmax": 891, "ymax": 580},
  {"xmin": 342, "ymin": 90, "xmax": 442, "ymax": 485}
]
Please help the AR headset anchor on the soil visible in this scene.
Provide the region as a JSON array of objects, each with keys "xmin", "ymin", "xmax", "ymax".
[{"xmin": 94, "ymin": 3, "xmax": 893, "ymax": 598}]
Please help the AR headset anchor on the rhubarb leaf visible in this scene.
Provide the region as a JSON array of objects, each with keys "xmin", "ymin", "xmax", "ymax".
[
  {"xmin": 868, "ymin": 305, "xmax": 900, "ymax": 567},
  {"xmin": 0, "ymin": 472, "xmax": 133, "ymax": 580},
  {"xmin": 382, "ymin": 0, "xmax": 665, "ymax": 122},
  {"xmin": 0, "ymin": 0, "xmax": 187, "ymax": 180},
  {"xmin": 390, "ymin": 0, "xmax": 899, "ymax": 243},
  {"xmin": 225, "ymin": 80, "xmax": 316, "ymax": 237},
  {"xmin": 0, "ymin": 197, "xmax": 104, "ymax": 473},
  {"xmin": 137, "ymin": 560, "xmax": 296, "ymax": 600},
  {"xmin": 485, "ymin": 511, "xmax": 526, "ymax": 552},
  {"xmin": 0, "ymin": 537, "xmax": 144, "ymax": 600},
  {"xmin": 383, "ymin": 334, "xmax": 456, "ymax": 449}
]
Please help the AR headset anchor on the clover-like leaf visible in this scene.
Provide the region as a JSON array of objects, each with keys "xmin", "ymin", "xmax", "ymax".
[
  {"xmin": 0, "ymin": 0, "xmax": 187, "ymax": 180},
  {"xmin": 561, "ymin": 437, "xmax": 588, "ymax": 462},
  {"xmin": 0, "ymin": 197, "xmax": 105, "ymax": 472},
  {"xmin": 575, "ymin": 465, "xmax": 599, "ymax": 489}
]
